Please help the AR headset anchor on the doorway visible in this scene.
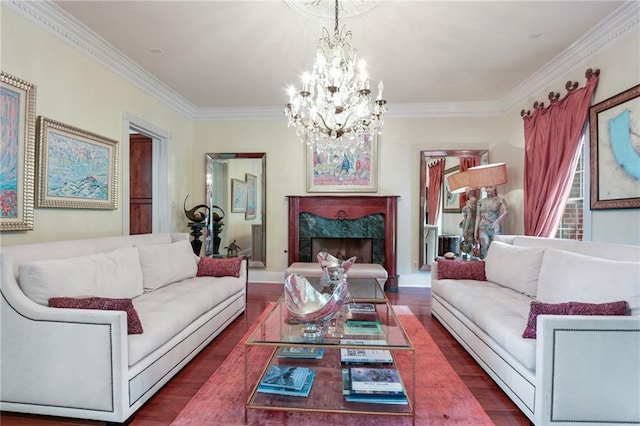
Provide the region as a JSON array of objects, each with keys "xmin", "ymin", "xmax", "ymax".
[{"xmin": 129, "ymin": 133, "xmax": 152, "ymax": 234}]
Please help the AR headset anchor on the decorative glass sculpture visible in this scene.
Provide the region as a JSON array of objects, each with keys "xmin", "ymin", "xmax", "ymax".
[
  {"xmin": 284, "ymin": 273, "xmax": 350, "ymax": 338},
  {"xmin": 317, "ymin": 252, "xmax": 357, "ymax": 287}
]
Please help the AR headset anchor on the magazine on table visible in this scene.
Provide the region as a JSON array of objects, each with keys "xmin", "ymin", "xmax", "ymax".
[
  {"xmin": 277, "ymin": 346, "xmax": 324, "ymax": 359},
  {"xmin": 259, "ymin": 365, "xmax": 312, "ymax": 391},
  {"xmin": 341, "ymin": 369, "xmax": 407, "ymax": 404},
  {"xmin": 340, "ymin": 348, "xmax": 393, "ymax": 365},
  {"xmin": 258, "ymin": 369, "xmax": 316, "ymax": 397},
  {"xmin": 340, "ymin": 338, "xmax": 387, "ymax": 346}
]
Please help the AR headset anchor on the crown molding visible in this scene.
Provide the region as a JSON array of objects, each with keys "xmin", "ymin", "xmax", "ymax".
[{"xmin": 6, "ymin": 0, "xmax": 639, "ymax": 121}]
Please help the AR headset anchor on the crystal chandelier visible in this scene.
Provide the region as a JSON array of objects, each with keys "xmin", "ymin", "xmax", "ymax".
[{"xmin": 285, "ymin": 0, "xmax": 387, "ymax": 154}]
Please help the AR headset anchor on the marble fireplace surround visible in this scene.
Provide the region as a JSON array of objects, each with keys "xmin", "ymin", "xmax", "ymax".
[{"xmin": 287, "ymin": 196, "xmax": 399, "ymax": 290}]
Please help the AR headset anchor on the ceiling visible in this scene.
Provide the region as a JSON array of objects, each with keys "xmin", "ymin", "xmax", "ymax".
[{"xmin": 46, "ymin": 1, "xmax": 630, "ymax": 117}]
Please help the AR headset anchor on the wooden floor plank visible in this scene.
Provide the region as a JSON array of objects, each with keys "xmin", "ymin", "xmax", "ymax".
[{"xmin": 0, "ymin": 283, "xmax": 529, "ymax": 425}]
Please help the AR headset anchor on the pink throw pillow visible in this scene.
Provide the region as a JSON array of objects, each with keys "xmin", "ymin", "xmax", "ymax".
[
  {"xmin": 437, "ymin": 258, "xmax": 486, "ymax": 281},
  {"xmin": 197, "ymin": 257, "xmax": 243, "ymax": 278},
  {"xmin": 49, "ymin": 297, "xmax": 144, "ymax": 334},
  {"xmin": 522, "ymin": 300, "xmax": 629, "ymax": 339}
]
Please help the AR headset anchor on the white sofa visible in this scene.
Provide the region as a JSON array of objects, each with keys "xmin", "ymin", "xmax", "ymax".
[
  {"xmin": 0, "ymin": 233, "xmax": 247, "ymax": 423},
  {"xmin": 431, "ymin": 235, "xmax": 640, "ymax": 426}
]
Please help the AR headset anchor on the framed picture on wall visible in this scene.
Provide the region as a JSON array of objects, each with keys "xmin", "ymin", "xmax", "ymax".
[
  {"xmin": 443, "ymin": 166, "xmax": 461, "ymax": 213},
  {"xmin": 231, "ymin": 178, "xmax": 247, "ymax": 213},
  {"xmin": 35, "ymin": 116, "xmax": 119, "ymax": 209},
  {"xmin": 1, "ymin": 71, "xmax": 36, "ymax": 231},
  {"xmin": 589, "ymin": 83, "xmax": 640, "ymax": 209},
  {"xmin": 245, "ymin": 173, "xmax": 257, "ymax": 220},
  {"xmin": 306, "ymin": 133, "xmax": 378, "ymax": 192}
]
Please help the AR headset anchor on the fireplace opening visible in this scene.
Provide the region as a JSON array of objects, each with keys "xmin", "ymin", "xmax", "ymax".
[{"xmin": 311, "ymin": 238, "xmax": 373, "ymax": 264}]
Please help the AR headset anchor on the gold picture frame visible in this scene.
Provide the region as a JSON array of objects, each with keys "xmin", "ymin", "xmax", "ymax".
[
  {"xmin": 306, "ymin": 133, "xmax": 378, "ymax": 192},
  {"xmin": 0, "ymin": 71, "xmax": 36, "ymax": 231},
  {"xmin": 36, "ymin": 116, "xmax": 119, "ymax": 209}
]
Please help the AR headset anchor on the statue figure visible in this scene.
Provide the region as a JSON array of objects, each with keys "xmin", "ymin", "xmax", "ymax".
[
  {"xmin": 474, "ymin": 186, "xmax": 508, "ymax": 259},
  {"xmin": 460, "ymin": 187, "xmax": 479, "ymax": 245}
]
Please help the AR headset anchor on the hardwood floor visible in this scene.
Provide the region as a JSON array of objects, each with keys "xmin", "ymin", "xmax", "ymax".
[{"xmin": 0, "ymin": 284, "xmax": 529, "ymax": 426}]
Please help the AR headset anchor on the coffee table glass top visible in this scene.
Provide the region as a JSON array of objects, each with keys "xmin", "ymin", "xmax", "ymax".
[{"xmin": 246, "ymin": 278, "xmax": 412, "ymax": 348}]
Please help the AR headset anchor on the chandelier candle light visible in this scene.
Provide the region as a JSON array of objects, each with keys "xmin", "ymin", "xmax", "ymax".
[{"xmin": 285, "ymin": 0, "xmax": 387, "ymax": 154}]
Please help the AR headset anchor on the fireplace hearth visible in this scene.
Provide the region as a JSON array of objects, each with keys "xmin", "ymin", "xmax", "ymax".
[{"xmin": 287, "ymin": 196, "xmax": 399, "ymax": 291}]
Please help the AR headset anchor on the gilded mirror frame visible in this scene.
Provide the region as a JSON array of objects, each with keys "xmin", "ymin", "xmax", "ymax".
[
  {"xmin": 419, "ymin": 149, "xmax": 488, "ymax": 269},
  {"xmin": 205, "ymin": 152, "xmax": 266, "ymax": 268}
]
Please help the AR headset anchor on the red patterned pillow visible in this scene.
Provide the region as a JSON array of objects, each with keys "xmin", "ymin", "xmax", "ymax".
[
  {"xmin": 49, "ymin": 297, "xmax": 144, "ymax": 334},
  {"xmin": 197, "ymin": 257, "xmax": 243, "ymax": 278},
  {"xmin": 522, "ymin": 300, "xmax": 629, "ymax": 339},
  {"xmin": 437, "ymin": 259, "xmax": 486, "ymax": 281}
]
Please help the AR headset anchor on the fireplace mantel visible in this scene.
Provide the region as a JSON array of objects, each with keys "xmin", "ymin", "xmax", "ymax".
[{"xmin": 287, "ymin": 195, "xmax": 399, "ymax": 291}]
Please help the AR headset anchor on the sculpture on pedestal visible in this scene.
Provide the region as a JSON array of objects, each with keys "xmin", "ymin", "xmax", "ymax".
[{"xmin": 184, "ymin": 195, "xmax": 212, "ymax": 256}]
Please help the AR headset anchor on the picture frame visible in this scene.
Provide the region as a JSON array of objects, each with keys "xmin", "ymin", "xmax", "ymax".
[
  {"xmin": 589, "ymin": 84, "xmax": 640, "ymax": 210},
  {"xmin": 1, "ymin": 71, "xmax": 36, "ymax": 231},
  {"xmin": 245, "ymin": 173, "xmax": 257, "ymax": 220},
  {"xmin": 35, "ymin": 116, "xmax": 119, "ymax": 209},
  {"xmin": 443, "ymin": 166, "xmax": 461, "ymax": 213},
  {"xmin": 231, "ymin": 178, "xmax": 247, "ymax": 213},
  {"xmin": 306, "ymin": 133, "xmax": 378, "ymax": 192}
]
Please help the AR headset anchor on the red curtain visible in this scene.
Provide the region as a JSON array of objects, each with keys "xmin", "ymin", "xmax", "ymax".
[
  {"xmin": 523, "ymin": 73, "xmax": 598, "ymax": 237},
  {"xmin": 459, "ymin": 156, "xmax": 481, "ymax": 207},
  {"xmin": 427, "ymin": 159, "xmax": 445, "ymax": 225}
]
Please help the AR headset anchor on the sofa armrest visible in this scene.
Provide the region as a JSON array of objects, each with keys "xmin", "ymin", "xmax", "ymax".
[
  {"xmin": 1, "ymin": 252, "xmax": 128, "ymax": 418},
  {"xmin": 535, "ymin": 314, "xmax": 640, "ymax": 426}
]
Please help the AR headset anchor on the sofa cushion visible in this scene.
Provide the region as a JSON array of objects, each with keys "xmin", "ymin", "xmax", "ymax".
[
  {"xmin": 138, "ymin": 239, "xmax": 197, "ymax": 291},
  {"xmin": 49, "ymin": 297, "xmax": 144, "ymax": 334},
  {"xmin": 484, "ymin": 241, "xmax": 545, "ymax": 297},
  {"xmin": 536, "ymin": 249, "xmax": 640, "ymax": 315},
  {"xmin": 522, "ymin": 300, "xmax": 629, "ymax": 338},
  {"xmin": 437, "ymin": 258, "xmax": 486, "ymax": 281},
  {"xmin": 197, "ymin": 257, "xmax": 243, "ymax": 278},
  {"xmin": 128, "ymin": 274, "xmax": 245, "ymax": 365},
  {"xmin": 18, "ymin": 247, "xmax": 144, "ymax": 305}
]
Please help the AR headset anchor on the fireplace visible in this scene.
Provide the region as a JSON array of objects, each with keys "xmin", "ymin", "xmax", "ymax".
[{"xmin": 287, "ymin": 196, "xmax": 399, "ymax": 290}]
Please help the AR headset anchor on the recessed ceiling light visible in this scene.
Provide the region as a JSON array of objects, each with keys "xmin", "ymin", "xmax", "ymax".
[{"xmin": 149, "ymin": 47, "xmax": 164, "ymax": 54}]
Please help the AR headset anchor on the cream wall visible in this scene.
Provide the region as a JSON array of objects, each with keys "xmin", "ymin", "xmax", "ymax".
[
  {"xmin": 3, "ymin": 4, "xmax": 638, "ymax": 283},
  {"xmin": 1, "ymin": 7, "xmax": 194, "ymax": 247},
  {"xmin": 501, "ymin": 28, "xmax": 640, "ymax": 246}
]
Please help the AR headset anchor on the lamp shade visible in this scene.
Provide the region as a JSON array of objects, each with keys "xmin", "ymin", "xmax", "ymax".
[
  {"xmin": 447, "ymin": 170, "xmax": 472, "ymax": 193},
  {"xmin": 466, "ymin": 163, "xmax": 508, "ymax": 188}
]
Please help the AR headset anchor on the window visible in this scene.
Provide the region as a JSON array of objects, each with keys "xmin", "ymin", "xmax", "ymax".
[{"xmin": 555, "ymin": 142, "xmax": 584, "ymax": 240}]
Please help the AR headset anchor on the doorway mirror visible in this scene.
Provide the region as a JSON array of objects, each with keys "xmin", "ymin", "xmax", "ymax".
[
  {"xmin": 419, "ymin": 150, "xmax": 488, "ymax": 270},
  {"xmin": 205, "ymin": 153, "xmax": 266, "ymax": 268}
]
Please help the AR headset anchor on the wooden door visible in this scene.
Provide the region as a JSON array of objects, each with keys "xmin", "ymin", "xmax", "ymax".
[{"xmin": 130, "ymin": 134, "xmax": 152, "ymax": 234}]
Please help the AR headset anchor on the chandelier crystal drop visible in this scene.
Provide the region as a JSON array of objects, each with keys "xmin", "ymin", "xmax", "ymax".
[{"xmin": 284, "ymin": 0, "xmax": 387, "ymax": 154}]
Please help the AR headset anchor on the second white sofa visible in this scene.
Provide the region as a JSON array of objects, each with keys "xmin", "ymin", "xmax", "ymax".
[{"xmin": 431, "ymin": 235, "xmax": 640, "ymax": 426}]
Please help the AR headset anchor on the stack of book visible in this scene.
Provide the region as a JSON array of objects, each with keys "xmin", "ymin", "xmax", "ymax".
[
  {"xmin": 257, "ymin": 365, "xmax": 316, "ymax": 397},
  {"xmin": 343, "ymin": 320, "xmax": 383, "ymax": 336},
  {"xmin": 277, "ymin": 346, "xmax": 324, "ymax": 360},
  {"xmin": 347, "ymin": 302, "xmax": 378, "ymax": 321},
  {"xmin": 341, "ymin": 366, "xmax": 408, "ymax": 404}
]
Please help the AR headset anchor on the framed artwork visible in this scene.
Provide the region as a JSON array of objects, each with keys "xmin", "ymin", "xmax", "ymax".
[
  {"xmin": 589, "ymin": 84, "xmax": 640, "ymax": 209},
  {"xmin": 35, "ymin": 116, "xmax": 118, "ymax": 209},
  {"xmin": 306, "ymin": 133, "xmax": 378, "ymax": 192},
  {"xmin": 245, "ymin": 173, "xmax": 257, "ymax": 220},
  {"xmin": 1, "ymin": 71, "xmax": 36, "ymax": 231},
  {"xmin": 231, "ymin": 178, "xmax": 247, "ymax": 213},
  {"xmin": 443, "ymin": 166, "xmax": 461, "ymax": 213}
]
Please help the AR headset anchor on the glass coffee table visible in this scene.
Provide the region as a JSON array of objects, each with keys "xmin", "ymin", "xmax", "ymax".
[{"xmin": 244, "ymin": 278, "xmax": 415, "ymax": 424}]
